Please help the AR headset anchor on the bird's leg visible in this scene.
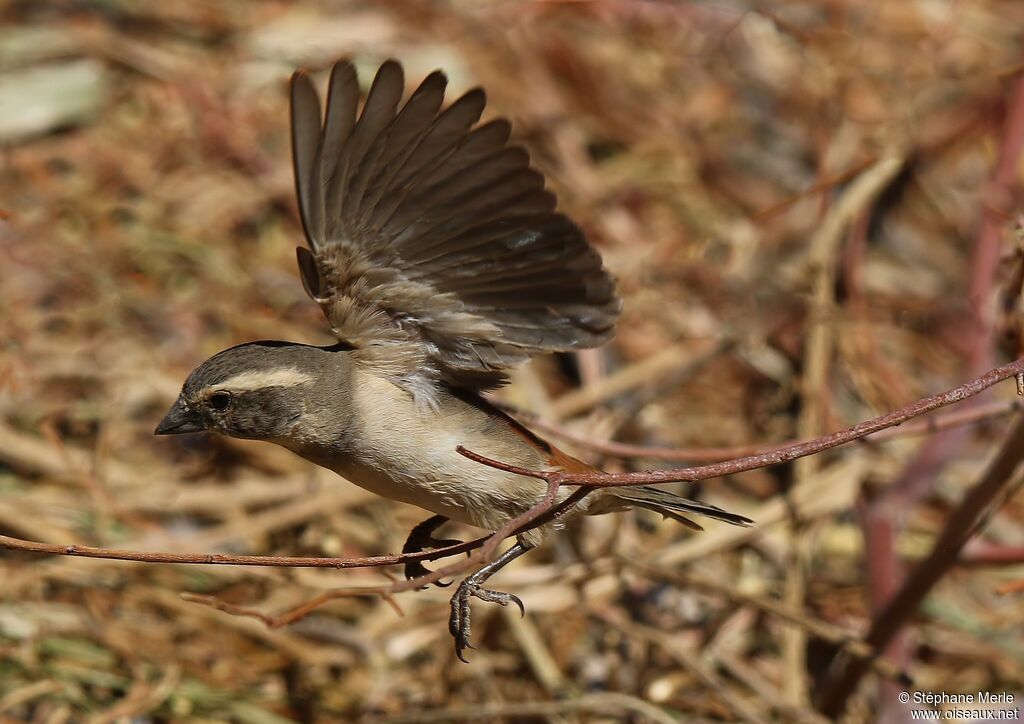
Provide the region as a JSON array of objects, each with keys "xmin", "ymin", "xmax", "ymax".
[
  {"xmin": 449, "ymin": 541, "xmax": 532, "ymax": 662},
  {"xmin": 402, "ymin": 514, "xmax": 463, "ymax": 588}
]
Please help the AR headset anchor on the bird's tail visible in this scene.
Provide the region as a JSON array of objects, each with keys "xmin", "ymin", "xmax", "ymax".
[{"xmin": 601, "ymin": 485, "xmax": 753, "ymax": 531}]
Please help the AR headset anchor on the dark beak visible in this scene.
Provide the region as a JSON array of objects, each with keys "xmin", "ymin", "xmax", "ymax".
[{"xmin": 155, "ymin": 396, "xmax": 205, "ymax": 435}]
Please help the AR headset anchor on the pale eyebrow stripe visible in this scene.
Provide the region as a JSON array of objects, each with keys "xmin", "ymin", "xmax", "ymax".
[{"xmin": 207, "ymin": 368, "xmax": 313, "ymax": 393}]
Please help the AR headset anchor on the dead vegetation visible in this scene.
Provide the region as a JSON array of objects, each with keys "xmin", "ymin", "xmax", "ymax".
[{"xmin": 1, "ymin": 1, "xmax": 1023, "ymax": 721}]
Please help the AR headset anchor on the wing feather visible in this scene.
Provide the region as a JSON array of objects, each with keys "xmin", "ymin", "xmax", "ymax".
[
  {"xmin": 319, "ymin": 62, "xmax": 360, "ymax": 211},
  {"xmin": 289, "ymin": 60, "xmax": 620, "ymax": 396},
  {"xmin": 332, "ymin": 60, "xmax": 404, "ymax": 228},
  {"xmin": 289, "ymin": 72, "xmax": 324, "ymax": 246}
]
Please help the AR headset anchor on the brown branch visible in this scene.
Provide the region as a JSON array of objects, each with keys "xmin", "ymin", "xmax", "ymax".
[
  {"xmin": 4, "ymin": 357, "xmax": 1023, "ymax": 629},
  {"xmin": 0, "ymin": 479, "xmax": 594, "ymax": 625},
  {"xmin": 0, "ymin": 532, "xmax": 482, "ymax": 569},
  {"xmin": 462, "ymin": 357, "xmax": 1024, "ymax": 487},
  {"xmin": 181, "ymin": 485, "xmax": 600, "ymax": 624},
  {"xmin": 499, "ymin": 398, "xmax": 1020, "ymax": 463},
  {"xmin": 959, "ymin": 543, "xmax": 1024, "ymax": 565},
  {"xmin": 816, "ymin": 412, "xmax": 1024, "ymax": 716}
]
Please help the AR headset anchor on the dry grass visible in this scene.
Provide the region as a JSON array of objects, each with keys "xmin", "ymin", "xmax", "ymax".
[{"xmin": 2, "ymin": 1, "xmax": 1023, "ymax": 721}]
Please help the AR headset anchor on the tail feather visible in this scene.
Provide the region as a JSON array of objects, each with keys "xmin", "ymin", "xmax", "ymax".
[{"xmin": 610, "ymin": 485, "xmax": 753, "ymax": 529}]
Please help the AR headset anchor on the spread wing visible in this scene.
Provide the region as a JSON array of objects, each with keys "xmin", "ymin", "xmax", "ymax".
[{"xmin": 289, "ymin": 60, "xmax": 620, "ymax": 396}]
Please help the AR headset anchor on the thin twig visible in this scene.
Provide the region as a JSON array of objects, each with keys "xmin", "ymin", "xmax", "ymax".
[
  {"xmin": 460, "ymin": 356, "xmax": 1024, "ymax": 487},
  {"xmin": 180, "ymin": 486, "xmax": 599, "ymax": 625},
  {"xmin": 181, "ymin": 587, "xmax": 404, "ymax": 627},
  {"xmin": 499, "ymin": 398, "xmax": 1020, "ymax": 462},
  {"xmin": 0, "ymin": 533, "xmax": 482, "ymax": 568}
]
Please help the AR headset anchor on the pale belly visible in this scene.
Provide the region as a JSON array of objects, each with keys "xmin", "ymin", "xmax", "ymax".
[
  {"xmin": 323, "ymin": 432, "xmax": 551, "ymax": 533},
  {"xmin": 292, "ymin": 369, "xmax": 560, "ymax": 535}
]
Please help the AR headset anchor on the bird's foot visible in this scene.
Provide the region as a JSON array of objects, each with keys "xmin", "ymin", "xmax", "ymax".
[
  {"xmin": 402, "ymin": 515, "xmax": 463, "ymax": 588},
  {"xmin": 450, "ymin": 577, "xmax": 528, "ymax": 663},
  {"xmin": 442, "ymin": 542, "xmax": 532, "ymax": 662},
  {"xmin": 449, "ymin": 577, "xmax": 524, "ymax": 663}
]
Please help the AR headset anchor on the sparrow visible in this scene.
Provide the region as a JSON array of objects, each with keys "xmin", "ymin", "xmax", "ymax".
[{"xmin": 156, "ymin": 59, "xmax": 752, "ymax": 660}]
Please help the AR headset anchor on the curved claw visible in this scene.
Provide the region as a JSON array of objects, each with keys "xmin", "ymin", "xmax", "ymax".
[
  {"xmin": 433, "ymin": 538, "xmax": 463, "ymax": 549},
  {"xmin": 507, "ymin": 593, "xmax": 525, "ymax": 618},
  {"xmin": 404, "ymin": 560, "xmax": 456, "ymax": 589},
  {"xmin": 454, "ymin": 634, "xmax": 476, "ymax": 663}
]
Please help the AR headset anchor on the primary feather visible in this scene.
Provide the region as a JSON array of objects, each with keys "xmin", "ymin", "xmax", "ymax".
[{"xmin": 289, "ymin": 60, "xmax": 621, "ymax": 399}]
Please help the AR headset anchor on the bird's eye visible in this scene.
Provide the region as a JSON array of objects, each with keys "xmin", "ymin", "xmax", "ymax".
[{"xmin": 209, "ymin": 391, "xmax": 232, "ymax": 411}]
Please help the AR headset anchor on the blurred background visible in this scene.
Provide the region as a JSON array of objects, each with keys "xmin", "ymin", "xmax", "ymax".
[{"xmin": 2, "ymin": 1, "xmax": 1024, "ymax": 722}]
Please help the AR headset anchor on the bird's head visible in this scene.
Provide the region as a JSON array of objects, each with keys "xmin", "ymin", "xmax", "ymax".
[{"xmin": 155, "ymin": 341, "xmax": 345, "ymax": 442}]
